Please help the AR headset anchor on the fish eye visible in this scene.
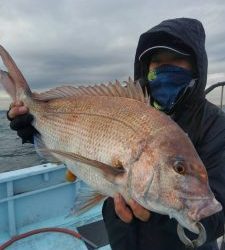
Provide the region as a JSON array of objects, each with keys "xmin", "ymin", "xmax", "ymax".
[{"xmin": 173, "ymin": 159, "xmax": 185, "ymax": 175}]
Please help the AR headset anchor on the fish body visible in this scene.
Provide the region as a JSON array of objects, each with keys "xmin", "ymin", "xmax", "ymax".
[
  {"xmin": 0, "ymin": 45, "xmax": 222, "ymax": 235},
  {"xmin": 32, "ymin": 95, "xmax": 170, "ymax": 196}
]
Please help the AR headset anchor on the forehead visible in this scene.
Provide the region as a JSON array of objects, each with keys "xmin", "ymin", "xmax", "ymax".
[{"xmin": 150, "ymin": 49, "xmax": 189, "ymax": 61}]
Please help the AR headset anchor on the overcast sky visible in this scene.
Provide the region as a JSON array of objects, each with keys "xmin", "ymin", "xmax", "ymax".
[{"xmin": 0, "ymin": 0, "xmax": 225, "ymax": 109}]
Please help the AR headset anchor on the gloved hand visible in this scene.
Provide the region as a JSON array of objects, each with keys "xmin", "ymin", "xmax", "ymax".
[{"xmin": 7, "ymin": 101, "xmax": 38, "ymax": 144}]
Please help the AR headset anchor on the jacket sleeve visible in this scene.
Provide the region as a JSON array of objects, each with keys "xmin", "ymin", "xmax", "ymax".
[
  {"xmin": 196, "ymin": 107, "xmax": 225, "ymax": 243},
  {"xmin": 102, "ymin": 197, "xmax": 138, "ymax": 250}
]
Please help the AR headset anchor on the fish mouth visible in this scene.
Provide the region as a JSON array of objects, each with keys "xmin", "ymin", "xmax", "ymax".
[
  {"xmin": 169, "ymin": 210, "xmax": 199, "ymax": 234},
  {"xmin": 174, "ymin": 197, "xmax": 222, "ymax": 234},
  {"xmin": 187, "ymin": 197, "xmax": 222, "ymax": 222}
]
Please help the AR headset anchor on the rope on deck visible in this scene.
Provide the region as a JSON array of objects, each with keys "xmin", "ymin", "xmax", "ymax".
[{"xmin": 0, "ymin": 227, "xmax": 98, "ymax": 250}]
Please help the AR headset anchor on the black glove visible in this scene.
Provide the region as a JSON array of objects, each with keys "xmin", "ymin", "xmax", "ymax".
[{"xmin": 7, "ymin": 111, "xmax": 38, "ymax": 144}]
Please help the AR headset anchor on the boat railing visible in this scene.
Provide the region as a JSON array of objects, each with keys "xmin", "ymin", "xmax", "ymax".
[{"xmin": 205, "ymin": 81, "xmax": 225, "ymax": 109}]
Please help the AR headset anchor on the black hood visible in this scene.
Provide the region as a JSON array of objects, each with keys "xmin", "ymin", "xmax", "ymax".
[{"xmin": 134, "ymin": 18, "xmax": 208, "ymax": 106}]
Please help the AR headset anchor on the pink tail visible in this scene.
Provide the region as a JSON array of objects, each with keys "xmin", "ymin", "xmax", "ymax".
[
  {"xmin": 0, "ymin": 70, "xmax": 17, "ymax": 101},
  {"xmin": 0, "ymin": 45, "xmax": 31, "ymax": 101}
]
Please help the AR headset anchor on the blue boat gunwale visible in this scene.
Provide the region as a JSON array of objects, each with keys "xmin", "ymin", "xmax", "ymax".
[
  {"xmin": 0, "ymin": 163, "xmax": 110, "ymax": 249},
  {"xmin": 0, "ymin": 163, "xmax": 65, "ymax": 184}
]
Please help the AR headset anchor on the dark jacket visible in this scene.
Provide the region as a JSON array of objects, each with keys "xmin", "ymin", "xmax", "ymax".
[{"xmin": 102, "ymin": 18, "xmax": 225, "ymax": 250}]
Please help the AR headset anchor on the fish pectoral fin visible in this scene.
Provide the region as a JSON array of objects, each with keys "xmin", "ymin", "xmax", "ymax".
[{"xmin": 43, "ymin": 149, "xmax": 126, "ymax": 180}]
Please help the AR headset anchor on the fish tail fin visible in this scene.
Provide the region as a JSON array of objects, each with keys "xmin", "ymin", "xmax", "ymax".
[
  {"xmin": 0, "ymin": 45, "xmax": 31, "ymax": 102},
  {"xmin": 0, "ymin": 70, "xmax": 17, "ymax": 101}
]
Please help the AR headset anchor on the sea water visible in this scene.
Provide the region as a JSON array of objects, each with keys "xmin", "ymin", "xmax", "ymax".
[
  {"xmin": 0, "ymin": 110, "xmax": 43, "ymax": 173},
  {"xmin": 1, "ymin": 106, "xmax": 224, "ymax": 173}
]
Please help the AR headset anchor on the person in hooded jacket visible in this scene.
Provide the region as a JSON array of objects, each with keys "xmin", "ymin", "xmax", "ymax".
[
  {"xmin": 7, "ymin": 18, "xmax": 225, "ymax": 250},
  {"xmin": 102, "ymin": 18, "xmax": 225, "ymax": 250}
]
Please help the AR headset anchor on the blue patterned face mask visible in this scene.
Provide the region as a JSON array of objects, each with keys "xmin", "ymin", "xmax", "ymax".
[{"xmin": 148, "ymin": 65, "xmax": 195, "ymax": 113}]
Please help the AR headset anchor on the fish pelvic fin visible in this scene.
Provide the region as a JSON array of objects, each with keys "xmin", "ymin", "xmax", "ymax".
[
  {"xmin": 69, "ymin": 180, "xmax": 106, "ymax": 216},
  {"xmin": 0, "ymin": 45, "xmax": 31, "ymax": 101},
  {"xmin": 32, "ymin": 78, "xmax": 149, "ymax": 105},
  {"xmin": 40, "ymin": 149, "xmax": 126, "ymax": 182}
]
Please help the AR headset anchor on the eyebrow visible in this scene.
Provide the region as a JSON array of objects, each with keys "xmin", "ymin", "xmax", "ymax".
[{"xmin": 152, "ymin": 51, "xmax": 185, "ymax": 59}]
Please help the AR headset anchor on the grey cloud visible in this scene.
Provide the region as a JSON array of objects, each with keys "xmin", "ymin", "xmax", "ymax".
[{"xmin": 0, "ymin": 0, "xmax": 225, "ymax": 96}]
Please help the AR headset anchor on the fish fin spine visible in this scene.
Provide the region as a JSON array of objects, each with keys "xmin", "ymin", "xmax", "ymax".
[{"xmin": 33, "ymin": 78, "xmax": 149, "ymax": 104}]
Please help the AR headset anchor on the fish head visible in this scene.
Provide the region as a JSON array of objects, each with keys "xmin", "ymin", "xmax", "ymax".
[{"xmin": 130, "ymin": 127, "xmax": 222, "ymax": 233}]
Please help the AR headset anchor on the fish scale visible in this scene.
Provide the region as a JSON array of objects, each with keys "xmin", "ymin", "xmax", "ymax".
[{"xmin": 33, "ymin": 97, "xmax": 145, "ymax": 166}]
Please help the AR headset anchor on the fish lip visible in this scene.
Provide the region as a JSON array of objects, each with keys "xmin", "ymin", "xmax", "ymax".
[
  {"xmin": 175, "ymin": 197, "xmax": 222, "ymax": 234},
  {"xmin": 187, "ymin": 198, "xmax": 222, "ymax": 222},
  {"xmin": 173, "ymin": 210, "xmax": 200, "ymax": 234}
]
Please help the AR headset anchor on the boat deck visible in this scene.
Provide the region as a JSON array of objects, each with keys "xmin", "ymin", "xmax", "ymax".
[{"xmin": 0, "ymin": 163, "xmax": 111, "ymax": 250}]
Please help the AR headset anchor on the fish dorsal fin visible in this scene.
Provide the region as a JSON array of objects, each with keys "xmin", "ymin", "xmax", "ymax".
[{"xmin": 32, "ymin": 78, "xmax": 149, "ymax": 105}]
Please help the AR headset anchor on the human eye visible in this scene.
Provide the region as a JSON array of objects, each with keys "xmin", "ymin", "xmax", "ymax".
[{"xmin": 150, "ymin": 56, "xmax": 160, "ymax": 63}]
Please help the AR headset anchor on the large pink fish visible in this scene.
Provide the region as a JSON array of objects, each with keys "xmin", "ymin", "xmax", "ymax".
[{"xmin": 0, "ymin": 45, "xmax": 222, "ymax": 244}]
